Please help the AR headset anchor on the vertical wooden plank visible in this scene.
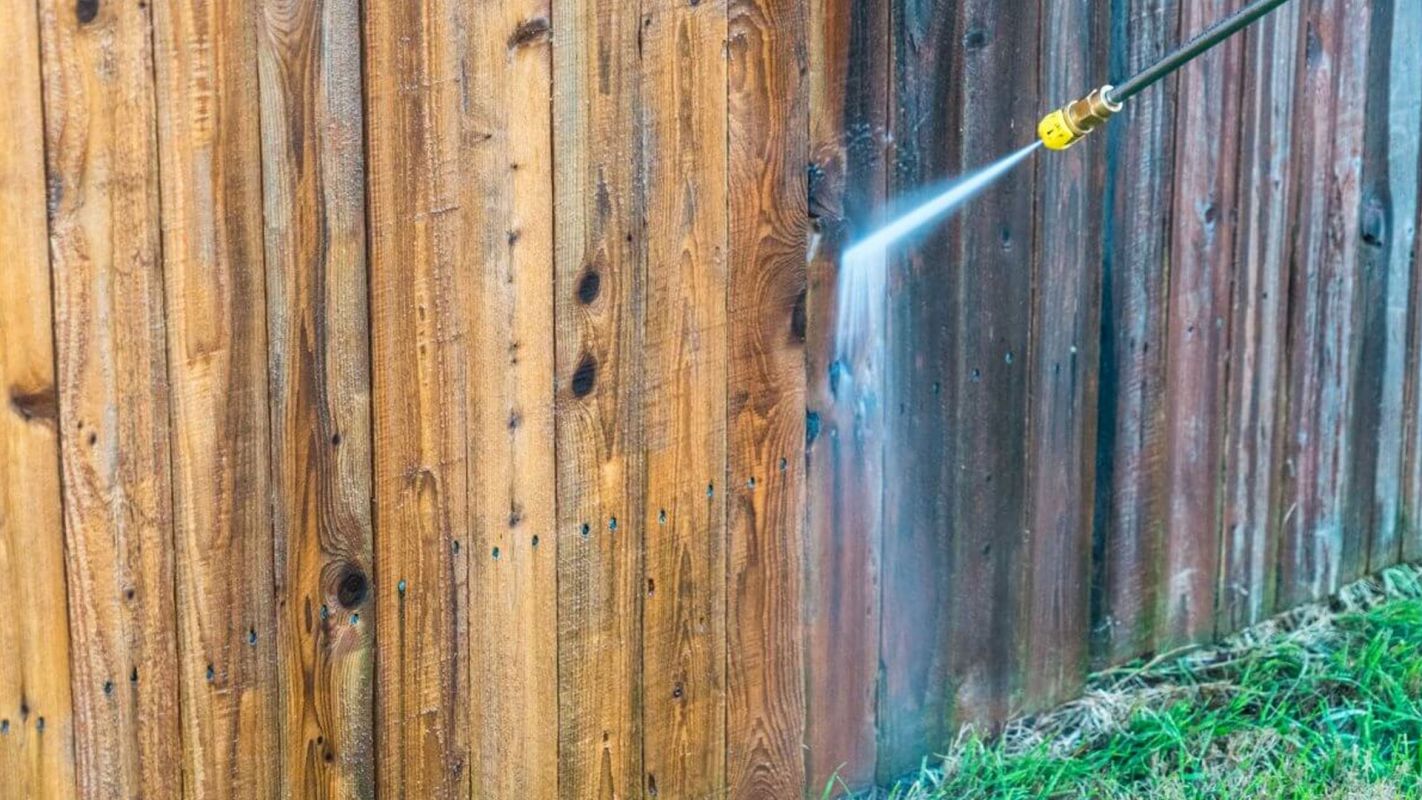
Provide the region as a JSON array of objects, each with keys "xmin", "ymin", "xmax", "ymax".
[
  {"xmin": 150, "ymin": 0, "xmax": 281, "ymax": 790},
  {"xmin": 1217, "ymin": 2, "xmax": 1300, "ymax": 634},
  {"xmin": 0, "ymin": 0, "xmax": 77, "ymax": 792},
  {"xmin": 1404, "ymin": 0, "xmax": 1422, "ymax": 563},
  {"xmin": 363, "ymin": 0, "xmax": 472, "ymax": 789},
  {"xmin": 463, "ymin": 1, "xmax": 558, "ymax": 798},
  {"xmin": 256, "ymin": 0, "xmax": 373, "ymax": 790},
  {"xmin": 1276, "ymin": 0, "xmax": 1371, "ymax": 608},
  {"xmin": 1022, "ymin": 0, "xmax": 1107, "ymax": 711},
  {"xmin": 805, "ymin": 0, "xmax": 887, "ymax": 790},
  {"xmin": 726, "ymin": 0, "xmax": 809, "ymax": 793},
  {"xmin": 1157, "ymin": 0, "xmax": 1245, "ymax": 649},
  {"xmin": 553, "ymin": 0, "xmax": 645, "ymax": 796},
  {"xmin": 1091, "ymin": 0, "xmax": 1178, "ymax": 667},
  {"xmin": 38, "ymin": 0, "xmax": 182, "ymax": 791},
  {"xmin": 639, "ymin": 0, "xmax": 728, "ymax": 796},
  {"xmin": 1350, "ymin": 0, "xmax": 1421, "ymax": 573}
]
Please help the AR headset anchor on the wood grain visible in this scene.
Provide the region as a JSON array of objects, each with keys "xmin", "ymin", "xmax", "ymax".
[
  {"xmin": 1405, "ymin": 0, "xmax": 1422, "ymax": 563},
  {"xmin": 553, "ymin": 0, "xmax": 646, "ymax": 797},
  {"xmin": 462, "ymin": 1, "xmax": 558, "ymax": 798},
  {"xmin": 0, "ymin": 0, "xmax": 77, "ymax": 793},
  {"xmin": 726, "ymin": 0, "xmax": 809, "ymax": 794},
  {"xmin": 256, "ymin": 0, "xmax": 374, "ymax": 791},
  {"xmin": 38, "ymin": 0, "xmax": 181, "ymax": 792},
  {"xmin": 1217, "ymin": 2, "xmax": 1300, "ymax": 634},
  {"xmin": 805, "ymin": 0, "xmax": 888, "ymax": 789},
  {"xmin": 151, "ymin": 0, "xmax": 282, "ymax": 790},
  {"xmin": 363, "ymin": 0, "xmax": 473, "ymax": 790}
]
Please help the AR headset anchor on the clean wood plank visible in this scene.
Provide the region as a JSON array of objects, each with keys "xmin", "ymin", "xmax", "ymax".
[
  {"xmin": 1091, "ymin": 0, "xmax": 1179, "ymax": 667},
  {"xmin": 0, "ymin": 0, "xmax": 77, "ymax": 792},
  {"xmin": 1021, "ymin": 0, "xmax": 1108, "ymax": 711},
  {"xmin": 805, "ymin": 0, "xmax": 888, "ymax": 789},
  {"xmin": 1276, "ymin": 0, "xmax": 1372, "ymax": 607},
  {"xmin": 1217, "ymin": 2, "xmax": 1300, "ymax": 634},
  {"xmin": 639, "ymin": 0, "xmax": 729, "ymax": 796},
  {"xmin": 1157, "ymin": 0, "xmax": 1245, "ymax": 649},
  {"xmin": 553, "ymin": 0, "xmax": 646, "ymax": 796},
  {"xmin": 463, "ymin": 1, "xmax": 558, "ymax": 797},
  {"xmin": 37, "ymin": 0, "xmax": 181, "ymax": 793},
  {"xmin": 150, "ymin": 0, "xmax": 281, "ymax": 790},
  {"xmin": 363, "ymin": 0, "xmax": 473, "ymax": 792},
  {"xmin": 726, "ymin": 0, "xmax": 809, "ymax": 793},
  {"xmin": 255, "ymin": 0, "xmax": 374, "ymax": 791}
]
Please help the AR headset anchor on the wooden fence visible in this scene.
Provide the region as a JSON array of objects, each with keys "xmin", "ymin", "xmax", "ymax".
[{"xmin": 1, "ymin": 0, "xmax": 1419, "ymax": 796}]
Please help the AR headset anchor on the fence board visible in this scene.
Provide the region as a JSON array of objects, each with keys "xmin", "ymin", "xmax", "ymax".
[
  {"xmin": 0, "ymin": 0, "xmax": 76, "ymax": 793},
  {"xmin": 1217, "ymin": 2, "xmax": 1300, "ymax": 634},
  {"xmin": 38, "ymin": 0, "xmax": 181, "ymax": 792},
  {"xmin": 725, "ymin": 0, "xmax": 810, "ymax": 794},
  {"xmin": 805, "ymin": 0, "xmax": 888, "ymax": 789},
  {"xmin": 363, "ymin": 0, "xmax": 473, "ymax": 791},
  {"xmin": 256, "ymin": 0, "xmax": 374, "ymax": 791},
  {"xmin": 151, "ymin": 0, "xmax": 281, "ymax": 790},
  {"xmin": 552, "ymin": 0, "xmax": 646, "ymax": 797},
  {"xmin": 1092, "ymin": 0, "xmax": 1179, "ymax": 666},
  {"xmin": 463, "ymin": 1, "xmax": 559, "ymax": 797}
]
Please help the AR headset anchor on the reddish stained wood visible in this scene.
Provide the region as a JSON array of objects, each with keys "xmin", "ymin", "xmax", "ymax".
[
  {"xmin": 1021, "ymin": 0, "xmax": 1108, "ymax": 711},
  {"xmin": 805, "ymin": 0, "xmax": 888, "ymax": 791},
  {"xmin": 1277, "ymin": 0, "xmax": 1372, "ymax": 608},
  {"xmin": 1157, "ymin": 0, "xmax": 1245, "ymax": 650},
  {"xmin": 725, "ymin": 0, "xmax": 810, "ymax": 795},
  {"xmin": 552, "ymin": 0, "xmax": 646, "ymax": 797},
  {"xmin": 256, "ymin": 0, "xmax": 374, "ymax": 790},
  {"xmin": 1092, "ymin": 0, "xmax": 1179, "ymax": 667},
  {"xmin": 1217, "ymin": 3, "xmax": 1300, "ymax": 635},
  {"xmin": 0, "ymin": 0, "xmax": 76, "ymax": 792},
  {"xmin": 38, "ymin": 0, "xmax": 181, "ymax": 792}
]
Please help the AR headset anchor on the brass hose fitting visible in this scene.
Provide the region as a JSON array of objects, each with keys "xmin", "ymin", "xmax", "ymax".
[{"xmin": 1037, "ymin": 85, "xmax": 1122, "ymax": 150}]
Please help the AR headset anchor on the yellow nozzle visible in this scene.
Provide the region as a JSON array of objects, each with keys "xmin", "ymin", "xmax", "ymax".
[{"xmin": 1038, "ymin": 85, "xmax": 1122, "ymax": 150}]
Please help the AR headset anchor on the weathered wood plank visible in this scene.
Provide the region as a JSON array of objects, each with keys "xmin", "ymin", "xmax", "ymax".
[
  {"xmin": 150, "ymin": 0, "xmax": 281, "ymax": 790},
  {"xmin": 553, "ymin": 0, "xmax": 646, "ymax": 796},
  {"xmin": 1092, "ymin": 0, "xmax": 1179, "ymax": 667},
  {"xmin": 1157, "ymin": 0, "xmax": 1245, "ymax": 649},
  {"xmin": 639, "ymin": 1, "xmax": 729, "ymax": 795},
  {"xmin": 1405, "ymin": 0, "xmax": 1422, "ymax": 562},
  {"xmin": 0, "ymin": 0, "xmax": 76, "ymax": 792},
  {"xmin": 363, "ymin": 0, "xmax": 472, "ymax": 791},
  {"xmin": 1217, "ymin": 2, "xmax": 1300, "ymax": 635},
  {"xmin": 1021, "ymin": 0, "xmax": 1107, "ymax": 711},
  {"xmin": 805, "ymin": 0, "xmax": 888, "ymax": 790},
  {"xmin": 463, "ymin": 2, "xmax": 558, "ymax": 798},
  {"xmin": 726, "ymin": 0, "xmax": 809, "ymax": 794},
  {"xmin": 1277, "ymin": 0, "xmax": 1372, "ymax": 607},
  {"xmin": 255, "ymin": 0, "xmax": 374, "ymax": 791},
  {"xmin": 37, "ymin": 0, "xmax": 181, "ymax": 793}
]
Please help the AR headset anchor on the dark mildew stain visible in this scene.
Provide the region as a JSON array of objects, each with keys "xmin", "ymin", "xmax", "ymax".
[
  {"xmin": 790, "ymin": 288, "xmax": 807, "ymax": 342},
  {"xmin": 76, "ymin": 0, "xmax": 99, "ymax": 24},
  {"xmin": 578, "ymin": 270, "xmax": 601, "ymax": 304},
  {"xmin": 571, "ymin": 354, "xmax": 597, "ymax": 397},
  {"xmin": 336, "ymin": 568, "xmax": 369, "ymax": 608},
  {"xmin": 9, "ymin": 385, "xmax": 57, "ymax": 423},
  {"xmin": 508, "ymin": 16, "xmax": 550, "ymax": 49}
]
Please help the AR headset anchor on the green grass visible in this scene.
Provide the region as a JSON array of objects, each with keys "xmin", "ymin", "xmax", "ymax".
[{"xmin": 859, "ymin": 565, "xmax": 1422, "ymax": 800}]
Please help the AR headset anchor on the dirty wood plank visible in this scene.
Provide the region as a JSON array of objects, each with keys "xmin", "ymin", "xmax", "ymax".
[
  {"xmin": 150, "ymin": 0, "xmax": 281, "ymax": 791},
  {"xmin": 639, "ymin": 0, "xmax": 729, "ymax": 796},
  {"xmin": 1276, "ymin": 0, "xmax": 1372, "ymax": 608},
  {"xmin": 1350, "ymin": 0, "xmax": 1421, "ymax": 573},
  {"xmin": 1216, "ymin": 2, "xmax": 1300, "ymax": 635},
  {"xmin": 255, "ymin": 0, "xmax": 374, "ymax": 791},
  {"xmin": 1091, "ymin": 0, "xmax": 1179, "ymax": 667},
  {"xmin": 877, "ymin": 0, "xmax": 958, "ymax": 778},
  {"xmin": 1157, "ymin": 0, "xmax": 1245, "ymax": 650},
  {"xmin": 37, "ymin": 0, "xmax": 182, "ymax": 793},
  {"xmin": 552, "ymin": 0, "xmax": 646, "ymax": 797},
  {"xmin": 725, "ymin": 0, "xmax": 809, "ymax": 794},
  {"xmin": 804, "ymin": 0, "xmax": 888, "ymax": 790},
  {"xmin": 1021, "ymin": 0, "xmax": 1108, "ymax": 712},
  {"xmin": 363, "ymin": 0, "xmax": 473, "ymax": 791},
  {"xmin": 0, "ymin": 0, "xmax": 77, "ymax": 792},
  {"xmin": 1405, "ymin": 0, "xmax": 1422, "ymax": 563},
  {"xmin": 462, "ymin": 2, "xmax": 558, "ymax": 798}
]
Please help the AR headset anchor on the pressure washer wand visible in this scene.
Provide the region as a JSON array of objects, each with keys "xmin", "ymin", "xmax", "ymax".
[{"xmin": 1037, "ymin": 0, "xmax": 1295, "ymax": 150}]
